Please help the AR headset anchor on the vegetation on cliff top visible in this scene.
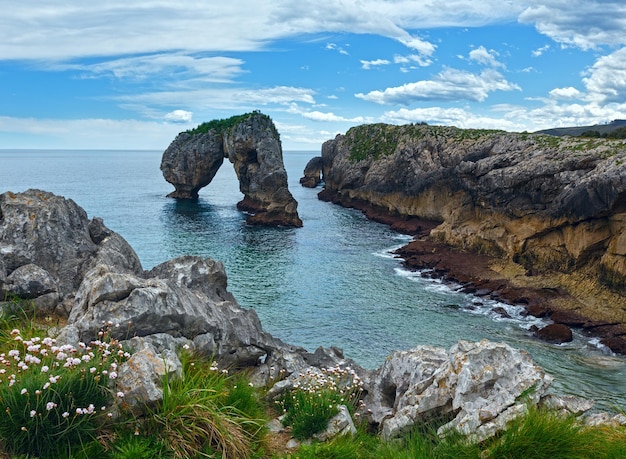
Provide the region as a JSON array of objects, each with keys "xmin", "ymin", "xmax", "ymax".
[
  {"xmin": 185, "ymin": 110, "xmax": 280, "ymax": 140},
  {"xmin": 347, "ymin": 123, "xmax": 505, "ymax": 161},
  {"xmin": 346, "ymin": 122, "xmax": 625, "ymax": 162}
]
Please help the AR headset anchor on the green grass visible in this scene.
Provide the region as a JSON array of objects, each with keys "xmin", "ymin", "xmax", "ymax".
[
  {"xmin": 185, "ymin": 110, "xmax": 279, "ymax": 140},
  {"xmin": 141, "ymin": 351, "xmax": 268, "ymax": 459},
  {"xmin": 0, "ymin": 300, "xmax": 625, "ymax": 459}
]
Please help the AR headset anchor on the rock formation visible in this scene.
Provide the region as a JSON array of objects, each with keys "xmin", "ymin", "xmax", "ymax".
[
  {"xmin": 160, "ymin": 130, "xmax": 224, "ymax": 199},
  {"xmin": 0, "ymin": 188, "xmax": 615, "ymax": 443},
  {"xmin": 299, "ymin": 156, "xmax": 323, "ymax": 188},
  {"xmin": 161, "ymin": 112, "xmax": 302, "ymax": 227},
  {"xmin": 314, "ymin": 123, "xmax": 626, "ymax": 351}
]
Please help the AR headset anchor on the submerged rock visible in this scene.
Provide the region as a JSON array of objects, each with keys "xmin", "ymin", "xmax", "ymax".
[{"xmin": 161, "ymin": 112, "xmax": 302, "ymax": 227}]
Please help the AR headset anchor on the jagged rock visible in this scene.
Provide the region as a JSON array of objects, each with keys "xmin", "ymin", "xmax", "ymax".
[
  {"xmin": 360, "ymin": 340, "xmax": 553, "ymax": 441},
  {"xmin": 161, "ymin": 130, "xmax": 225, "ymax": 199},
  {"xmin": 361, "ymin": 345, "xmax": 449, "ymax": 426},
  {"xmin": 0, "ymin": 190, "xmax": 142, "ymax": 314},
  {"xmin": 161, "ymin": 112, "xmax": 302, "ymax": 227},
  {"xmin": 583, "ymin": 411, "xmax": 626, "ymax": 427},
  {"xmin": 300, "ymin": 156, "xmax": 324, "ymax": 188},
  {"xmin": 540, "ymin": 393, "xmax": 595, "ymax": 416},
  {"xmin": 317, "ymin": 124, "xmax": 626, "ymax": 351},
  {"xmin": 68, "ymin": 258, "xmax": 285, "ymax": 368},
  {"xmin": 534, "ymin": 323, "xmax": 573, "ymax": 344},
  {"xmin": 5, "ymin": 263, "xmax": 58, "ymax": 299},
  {"xmin": 223, "ymin": 113, "xmax": 302, "ymax": 227}
]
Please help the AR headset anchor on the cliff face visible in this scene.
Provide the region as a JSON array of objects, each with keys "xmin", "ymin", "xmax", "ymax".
[
  {"xmin": 161, "ymin": 112, "xmax": 302, "ymax": 227},
  {"xmin": 319, "ymin": 124, "xmax": 626, "ymax": 291}
]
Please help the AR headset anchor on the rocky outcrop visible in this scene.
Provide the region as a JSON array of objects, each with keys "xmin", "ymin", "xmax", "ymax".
[
  {"xmin": 299, "ymin": 156, "xmax": 323, "ymax": 188},
  {"xmin": 362, "ymin": 340, "xmax": 554, "ymax": 442},
  {"xmin": 0, "ymin": 189, "xmax": 142, "ymax": 315},
  {"xmin": 316, "ymin": 124, "xmax": 626, "ymax": 349},
  {"xmin": 0, "ymin": 188, "xmax": 611, "ymax": 443},
  {"xmin": 161, "ymin": 112, "xmax": 302, "ymax": 227},
  {"xmin": 318, "ymin": 124, "xmax": 626, "ymax": 283},
  {"xmin": 160, "ymin": 130, "xmax": 224, "ymax": 199}
]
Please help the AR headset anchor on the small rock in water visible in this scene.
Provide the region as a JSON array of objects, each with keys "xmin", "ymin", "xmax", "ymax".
[{"xmin": 535, "ymin": 323, "xmax": 573, "ymax": 344}]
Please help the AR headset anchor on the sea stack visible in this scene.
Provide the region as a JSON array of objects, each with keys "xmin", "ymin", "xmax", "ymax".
[{"xmin": 161, "ymin": 111, "xmax": 302, "ymax": 228}]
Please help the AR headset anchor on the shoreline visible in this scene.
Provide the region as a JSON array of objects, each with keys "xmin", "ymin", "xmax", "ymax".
[{"xmin": 318, "ymin": 188, "xmax": 626, "ymax": 354}]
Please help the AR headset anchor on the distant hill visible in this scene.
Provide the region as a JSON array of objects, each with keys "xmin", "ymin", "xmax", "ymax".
[{"xmin": 535, "ymin": 119, "xmax": 626, "ymax": 137}]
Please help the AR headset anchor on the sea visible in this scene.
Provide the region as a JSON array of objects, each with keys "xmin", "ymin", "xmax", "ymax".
[{"xmin": 1, "ymin": 149, "xmax": 625, "ymax": 411}]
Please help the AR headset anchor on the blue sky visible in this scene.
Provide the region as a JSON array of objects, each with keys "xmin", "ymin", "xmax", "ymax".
[{"xmin": 1, "ymin": 1, "xmax": 625, "ymax": 151}]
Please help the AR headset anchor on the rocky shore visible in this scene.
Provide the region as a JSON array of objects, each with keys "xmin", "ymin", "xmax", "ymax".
[
  {"xmin": 304, "ymin": 123, "xmax": 626, "ymax": 353},
  {"xmin": 4, "ymin": 188, "xmax": 624, "ymax": 445}
]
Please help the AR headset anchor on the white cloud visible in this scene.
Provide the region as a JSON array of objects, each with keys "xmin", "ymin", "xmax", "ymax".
[
  {"xmin": 519, "ymin": 1, "xmax": 626, "ymax": 49},
  {"xmin": 115, "ymin": 86, "xmax": 317, "ymax": 113},
  {"xmin": 61, "ymin": 54, "xmax": 246, "ymax": 83},
  {"xmin": 0, "ymin": 116, "xmax": 186, "ymax": 149},
  {"xmin": 355, "ymin": 68, "xmax": 520, "ymax": 105},
  {"xmin": 301, "ymin": 110, "xmax": 366, "ymax": 123},
  {"xmin": 468, "ymin": 46, "xmax": 503, "ymax": 68},
  {"xmin": 582, "ymin": 47, "xmax": 626, "ymax": 104},
  {"xmin": 164, "ymin": 110, "xmax": 193, "ymax": 123},
  {"xmin": 549, "ymin": 87, "xmax": 582, "ymax": 100},
  {"xmin": 380, "ymin": 107, "xmax": 522, "ymax": 131},
  {"xmin": 361, "ymin": 59, "xmax": 390, "ymax": 69},
  {"xmin": 326, "ymin": 43, "xmax": 350, "ymax": 55},
  {"xmin": 531, "ymin": 44, "xmax": 550, "ymax": 57},
  {"xmin": 394, "ymin": 54, "xmax": 432, "ymax": 68}
]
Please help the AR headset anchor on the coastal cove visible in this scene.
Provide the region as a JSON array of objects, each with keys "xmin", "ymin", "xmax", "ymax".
[{"xmin": 1, "ymin": 149, "xmax": 625, "ymax": 411}]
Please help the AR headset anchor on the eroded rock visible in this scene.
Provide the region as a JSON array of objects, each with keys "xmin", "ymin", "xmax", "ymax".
[
  {"xmin": 161, "ymin": 112, "xmax": 302, "ymax": 227},
  {"xmin": 361, "ymin": 340, "xmax": 553, "ymax": 441},
  {"xmin": 0, "ymin": 190, "xmax": 142, "ymax": 314},
  {"xmin": 300, "ymin": 156, "xmax": 324, "ymax": 188}
]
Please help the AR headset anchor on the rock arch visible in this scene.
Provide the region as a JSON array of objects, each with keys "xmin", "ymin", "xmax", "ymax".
[{"xmin": 161, "ymin": 112, "xmax": 302, "ymax": 227}]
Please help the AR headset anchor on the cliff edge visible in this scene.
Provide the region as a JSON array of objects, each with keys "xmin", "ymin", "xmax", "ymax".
[{"xmin": 315, "ymin": 123, "xmax": 626, "ymax": 350}]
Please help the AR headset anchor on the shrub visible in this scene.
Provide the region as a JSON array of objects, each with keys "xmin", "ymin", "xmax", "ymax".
[
  {"xmin": 277, "ymin": 366, "xmax": 363, "ymax": 440},
  {"xmin": 0, "ymin": 326, "xmax": 129, "ymax": 458}
]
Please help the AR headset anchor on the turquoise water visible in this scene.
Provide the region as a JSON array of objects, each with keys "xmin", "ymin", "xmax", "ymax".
[{"xmin": 1, "ymin": 149, "xmax": 625, "ymax": 409}]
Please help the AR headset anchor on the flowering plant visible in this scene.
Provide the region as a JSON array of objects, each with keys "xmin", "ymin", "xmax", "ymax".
[
  {"xmin": 0, "ymin": 326, "xmax": 130, "ymax": 458},
  {"xmin": 277, "ymin": 366, "xmax": 363, "ymax": 440}
]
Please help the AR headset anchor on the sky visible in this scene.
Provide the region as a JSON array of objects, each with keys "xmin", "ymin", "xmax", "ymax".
[{"xmin": 1, "ymin": 1, "xmax": 626, "ymax": 151}]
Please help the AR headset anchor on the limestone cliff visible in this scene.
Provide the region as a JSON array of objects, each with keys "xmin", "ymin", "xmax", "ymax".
[
  {"xmin": 316, "ymin": 123, "xmax": 626, "ymax": 336},
  {"xmin": 161, "ymin": 112, "xmax": 302, "ymax": 227}
]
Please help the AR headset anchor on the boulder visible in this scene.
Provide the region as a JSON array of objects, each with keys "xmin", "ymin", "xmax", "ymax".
[
  {"xmin": 0, "ymin": 190, "xmax": 142, "ymax": 314},
  {"xmin": 360, "ymin": 340, "xmax": 554, "ymax": 441},
  {"xmin": 534, "ymin": 323, "xmax": 573, "ymax": 344},
  {"xmin": 114, "ymin": 341, "xmax": 182, "ymax": 415},
  {"xmin": 300, "ymin": 156, "xmax": 324, "ymax": 188},
  {"xmin": 68, "ymin": 258, "xmax": 285, "ymax": 368},
  {"xmin": 312, "ymin": 405, "xmax": 357, "ymax": 441}
]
